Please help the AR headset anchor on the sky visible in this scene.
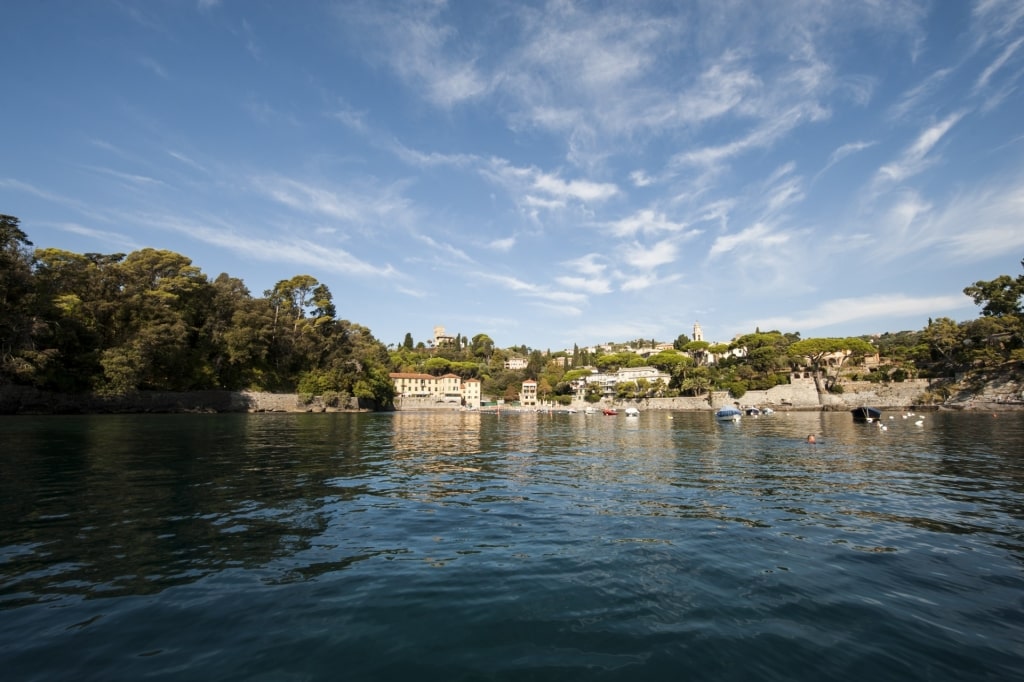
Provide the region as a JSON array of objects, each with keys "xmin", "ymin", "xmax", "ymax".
[{"xmin": 2, "ymin": 1, "xmax": 1024, "ymax": 351}]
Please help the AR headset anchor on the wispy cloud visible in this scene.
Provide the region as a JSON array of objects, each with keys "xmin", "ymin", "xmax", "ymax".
[
  {"xmin": 816, "ymin": 140, "xmax": 876, "ymax": 180},
  {"xmin": 475, "ymin": 271, "xmax": 588, "ymax": 306},
  {"xmin": 138, "ymin": 56, "xmax": 169, "ymax": 79},
  {"xmin": 166, "ymin": 150, "xmax": 208, "ymax": 173},
  {"xmin": 562, "ymin": 253, "xmax": 607, "ymax": 277},
  {"xmin": 751, "ymin": 294, "xmax": 972, "ymax": 332},
  {"xmin": 52, "ymin": 222, "xmax": 141, "ymax": 251},
  {"xmin": 127, "ymin": 211, "xmax": 400, "ymax": 278},
  {"xmin": 481, "ymin": 159, "xmax": 619, "ymax": 213},
  {"xmin": 874, "ymin": 111, "xmax": 966, "ymax": 187},
  {"xmin": 622, "ymin": 238, "xmax": 678, "ymax": 269},
  {"xmin": 888, "ymin": 68, "xmax": 954, "ymax": 121},
  {"xmin": 604, "ymin": 209, "xmax": 699, "ymax": 238},
  {"xmin": 974, "ymin": 36, "xmax": 1024, "ymax": 91},
  {"xmin": 708, "ymin": 222, "xmax": 791, "ymax": 259},
  {"xmin": 251, "ymin": 175, "xmax": 413, "ymax": 228},
  {"xmin": 618, "ymin": 271, "xmax": 682, "ymax": 292},
  {"xmin": 554, "ymin": 275, "xmax": 612, "ymax": 295},
  {"xmin": 487, "ymin": 236, "xmax": 516, "ymax": 252},
  {"xmin": 0, "ymin": 178, "xmax": 93, "ymax": 213},
  {"xmin": 340, "ymin": 0, "xmax": 491, "ymax": 109},
  {"xmin": 414, "ymin": 233, "xmax": 473, "ymax": 263},
  {"xmin": 81, "ymin": 165, "xmax": 165, "ymax": 187}
]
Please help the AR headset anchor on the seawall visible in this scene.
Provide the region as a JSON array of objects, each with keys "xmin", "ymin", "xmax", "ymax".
[{"xmin": 0, "ymin": 387, "xmax": 373, "ymax": 415}]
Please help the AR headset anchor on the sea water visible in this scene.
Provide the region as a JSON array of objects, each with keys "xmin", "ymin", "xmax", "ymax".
[{"xmin": 1, "ymin": 409, "xmax": 1022, "ymax": 680}]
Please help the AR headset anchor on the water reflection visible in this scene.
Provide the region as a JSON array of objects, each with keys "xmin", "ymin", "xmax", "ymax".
[{"xmin": 2, "ymin": 410, "xmax": 1024, "ymax": 606}]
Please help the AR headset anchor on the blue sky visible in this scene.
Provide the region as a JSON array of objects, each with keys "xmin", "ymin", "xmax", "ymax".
[{"xmin": 2, "ymin": 1, "xmax": 1023, "ymax": 351}]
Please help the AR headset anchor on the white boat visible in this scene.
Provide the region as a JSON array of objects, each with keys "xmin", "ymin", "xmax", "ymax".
[
  {"xmin": 624, "ymin": 407, "xmax": 640, "ymax": 418},
  {"xmin": 715, "ymin": 407, "xmax": 742, "ymax": 422},
  {"xmin": 584, "ymin": 406, "xmax": 597, "ymax": 415}
]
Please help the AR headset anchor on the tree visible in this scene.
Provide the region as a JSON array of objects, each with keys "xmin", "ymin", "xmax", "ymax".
[
  {"xmin": 681, "ymin": 340, "xmax": 711, "ymax": 365},
  {"xmin": 921, "ymin": 317, "xmax": 966, "ymax": 373},
  {"xmin": 789, "ymin": 337, "xmax": 876, "ymax": 397},
  {"xmin": 470, "ymin": 333, "xmax": 494, "ymax": 360},
  {"xmin": 0, "ymin": 214, "xmax": 36, "ymax": 381},
  {"xmin": 403, "ymin": 332, "xmax": 414, "ymax": 350},
  {"xmin": 963, "ymin": 261, "xmax": 1024, "ymax": 317}
]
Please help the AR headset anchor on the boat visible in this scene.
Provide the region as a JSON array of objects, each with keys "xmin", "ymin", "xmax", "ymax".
[
  {"xmin": 602, "ymin": 408, "xmax": 618, "ymax": 416},
  {"xmin": 761, "ymin": 407, "xmax": 775, "ymax": 415},
  {"xmin": 715, "ymin": 407, "xmax": 742, "ymax": 422},
  {"xmin": 744, "ymin": 406, "xmax": 761, "ymax": 416},
  {"xmin": 584, "ymin": 406, "xmax": 597, "ymax": 415},
  {"xmin": 851, "ymin": 406, "xmax": 882, "ymax": 423},
  {"xmin": 624, "ymin": 407, "xmax": 640, "ymax": 418}
]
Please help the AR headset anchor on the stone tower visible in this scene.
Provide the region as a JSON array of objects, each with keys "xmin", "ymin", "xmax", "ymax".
[{"xmin": 693, "ymin": 321, "xmax": 704, "ymax": 342}]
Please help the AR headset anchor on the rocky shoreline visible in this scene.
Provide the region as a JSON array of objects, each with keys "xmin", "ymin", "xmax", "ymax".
[{"xmin": 2, "ymin": 375, "xmax": 1021, "ymax": 415}]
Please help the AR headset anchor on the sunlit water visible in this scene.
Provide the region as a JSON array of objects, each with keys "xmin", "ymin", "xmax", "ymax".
[{"xmin": 2, "ymin": 409, "xmax": 1023, "ymax": 680}]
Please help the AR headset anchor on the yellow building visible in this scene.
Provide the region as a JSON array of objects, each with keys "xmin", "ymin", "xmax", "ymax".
[
  {"xmin": 462, "ymin": 378, "xmax": 481, "ymax": 409},
  {"xmin": 390, "ymin": 372, "xmax": 476, "ymax": 406}
]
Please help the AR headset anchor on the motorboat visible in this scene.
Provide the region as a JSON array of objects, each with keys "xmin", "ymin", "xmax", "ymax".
[
  {"xmin": 624, "ymin": 407, "xmax": 640, "ymax": 418},
  {"xmin": 851, "ymin": 406, "xmax": 882, "ymax": 422},
  {"xmin": 602, "ymin": 408, "xmax": 618, "ymax": 416},
  {"xmin": 715, "ymin": 407, "xmax": 742, "ymax": 422}
]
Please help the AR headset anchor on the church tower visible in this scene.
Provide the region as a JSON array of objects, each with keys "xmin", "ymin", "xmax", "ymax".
[{"xmin": 692, "ymin": 321, "xmax": 704, "ymax": 342}]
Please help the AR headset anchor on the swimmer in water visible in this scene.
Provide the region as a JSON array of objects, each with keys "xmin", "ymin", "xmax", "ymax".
[{"xmin": 806, "ymin": 434, "xmax": 816, "ymax": 444}]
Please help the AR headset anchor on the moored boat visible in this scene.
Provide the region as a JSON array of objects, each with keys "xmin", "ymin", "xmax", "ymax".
[
  {"xmin": 715, "ymin": 407, "xmax": 742, "ymax": 422},
  {"xmin": 602, "ymin": 408, "xmax": 618, "ymax": 416},
  {"xmin": 851, "ymin": 406, "xmax": 882, "ymax": 423},
  {"xmin": 624, "ymin": 407, "xmax": 640, "ymax": 418}
]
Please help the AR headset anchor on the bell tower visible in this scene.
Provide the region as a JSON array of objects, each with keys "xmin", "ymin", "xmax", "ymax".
[{"xmin": 693, "ymin": 321, "xmax": 704, "ymax": 342}]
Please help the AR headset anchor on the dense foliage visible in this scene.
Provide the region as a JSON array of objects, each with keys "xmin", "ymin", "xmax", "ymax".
[{"xmin": 0, "ymin": 215, "xmax": 395, "ymax": 405}]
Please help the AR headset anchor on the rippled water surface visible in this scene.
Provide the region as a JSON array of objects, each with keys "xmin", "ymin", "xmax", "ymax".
[{"xmin": 2, "ymin": 409, "xmax": 1023, "ymax": 680}]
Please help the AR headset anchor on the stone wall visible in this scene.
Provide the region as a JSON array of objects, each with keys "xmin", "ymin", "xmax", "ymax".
[
  {"xmin": 392, "ymin": 396, "xmax": 463, "ymax": 411},
  {"xmin": 0, "ymin": 386, "xmax": 371, "ymax": 415},
  {"xmin": 598, "ymin": 379, "xmax": 933, "ymax": 412}
]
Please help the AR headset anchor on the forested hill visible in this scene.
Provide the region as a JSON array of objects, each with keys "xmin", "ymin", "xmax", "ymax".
[
  {"xmin": 3, "ymin": 212, "xmax": 1022, "ymax": 410},
  {"xmin": 0, "ymin": 214, "xmax": 395, "ymax": 406}
]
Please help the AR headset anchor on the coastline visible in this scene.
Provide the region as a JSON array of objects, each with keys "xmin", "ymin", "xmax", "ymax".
[{"xmin": 2, "ymin": 379, "xmax": 1021, "ymax": 415}]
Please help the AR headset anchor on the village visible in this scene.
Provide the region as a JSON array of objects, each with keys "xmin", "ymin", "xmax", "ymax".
[{"xmin": 386, "ymin": 323, "xmax": 929, "ymax": 412}]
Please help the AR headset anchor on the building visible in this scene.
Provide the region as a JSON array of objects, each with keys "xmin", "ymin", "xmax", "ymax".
[
  {"xmin": 389, "ymin": 372, "xmax": 437, "ymax": 397},
  {"xmin": 390, "ymin": 372, "xmax": 483, "ymax": 408},
  {"xmin": 439, "ymin": 373, "xmax": 462, "ymax": 402},
  {"xmin": 520, "ymin": 379, "xmax": 537, "ymax": 406},
  {"xmin": 616, "ymin": 366, "xmax": 671, "ymax": 385},
  {"xmin": 572, "ymin": 366, "xmax": 672, "ymax": 399},
  {"xmin": 504, "ymin": 357, "xmax": 528, "ymax": 370},
  {"xmin": 433, "ymin": 325, "xmax": 455, "ymax": 348},
  {"xmin": 389, "ymin": 372, "xmax": 460, "ymax": 403},
  {"xmin": 462, "ymin": 378, "xmax": 481, "ymax": 409}
]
